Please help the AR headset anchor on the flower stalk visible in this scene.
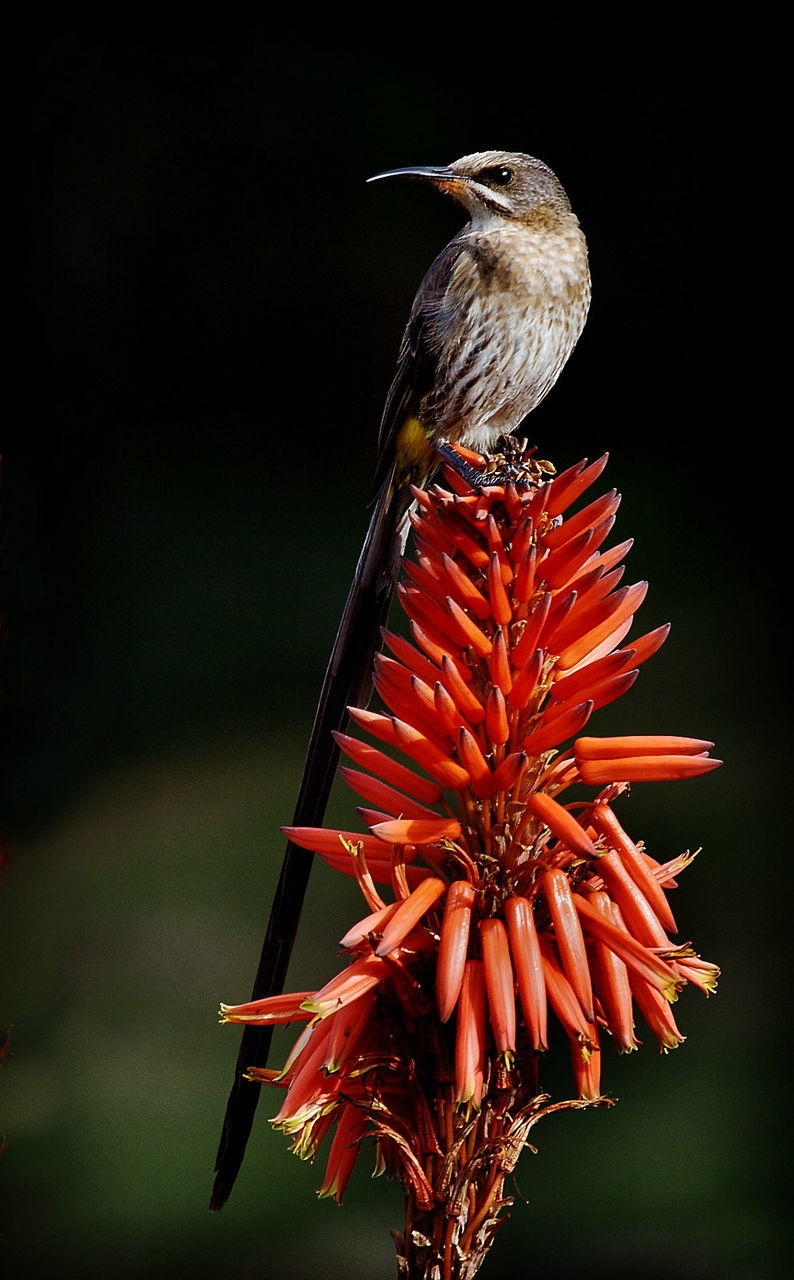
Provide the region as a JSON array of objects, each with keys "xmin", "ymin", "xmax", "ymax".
[{"xmin": 220, "ymin": 442, "xmax": 720, "ymax": 1279}]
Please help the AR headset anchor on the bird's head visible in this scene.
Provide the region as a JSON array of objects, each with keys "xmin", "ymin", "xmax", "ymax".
[{"xmin": 368, "ymin": 150, "xmax": 573, "ymax": 225}]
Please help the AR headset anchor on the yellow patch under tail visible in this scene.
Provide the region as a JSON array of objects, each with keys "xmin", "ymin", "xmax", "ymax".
[{"xmin": 396, "ymin": 416, "xmax": 434, "ymax": 479}]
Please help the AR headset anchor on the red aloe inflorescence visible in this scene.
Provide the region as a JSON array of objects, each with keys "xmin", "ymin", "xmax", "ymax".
[{"xmin": 221, "ymin": 443, "xmax": 720, "ymax": 1280}]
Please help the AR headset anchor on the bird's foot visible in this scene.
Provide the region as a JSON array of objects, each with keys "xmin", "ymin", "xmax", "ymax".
[{"xmin": 435, "ymin": 436, "xmax": 555, "ymax": 491}]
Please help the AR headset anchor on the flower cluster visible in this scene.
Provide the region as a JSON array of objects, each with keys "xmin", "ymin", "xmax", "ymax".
[{"xmin": 221, "ymin": 445, "xmax": 719, "ymax": 1279}]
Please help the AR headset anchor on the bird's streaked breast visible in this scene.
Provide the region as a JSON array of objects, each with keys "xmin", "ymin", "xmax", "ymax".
[{"xmin": 422, "ymin": 219, "xmax": 590, "ymax": 449}]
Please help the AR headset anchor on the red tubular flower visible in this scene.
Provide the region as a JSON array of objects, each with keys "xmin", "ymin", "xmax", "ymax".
[
  {"xmin": 436, "ymin": 880, "xmax": 477, "ymax": 1023},
  {"xmin": 541, "ymin": 869, "xmax": 595, "ymax": 1022},
  {"xmin": 479, "ymin": 917, "xmax": 517, "ymax": 1058},
  {"xmin": 586, "ymin": 892, "xmax": 640, "ymax": 1053},
  {"xmin": 317, "ymin": 1102, "xmax": 369, "ymax": 1203},
  {"xmin": 375, "ymin": 877, "xmax": 447, "ymax": 956},
  {"xmin": 220, "ymin": 443, "xmax": 720, "ymax": 1279},
  {"xmin": 455, "ymin": 958, "xmax": 487, "ymax": 1107},
  {"xmin": 504, "ymin": 894, "xmax": 548, "ymax": 1051}
]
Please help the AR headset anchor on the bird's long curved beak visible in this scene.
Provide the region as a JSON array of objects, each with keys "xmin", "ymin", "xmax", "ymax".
[{"xmin": 367, "ymin": 165, "xmax": 464, "ymax": 185}]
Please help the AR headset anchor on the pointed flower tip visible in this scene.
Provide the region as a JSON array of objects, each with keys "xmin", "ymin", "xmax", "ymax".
[
  {"xmin": 576, "ymin": 735, "xmax": 715, "ymax": 759},
  {"xmin": 579, "ymin": 754, "xmax": 721, "ymax": 785},
  {"xmin": 527, "ymin": 791, "xmax": 598, "ymax": 859},
  {"xmin": 576, "ymin": 735, "xmax": 721, "ymax": 783}
]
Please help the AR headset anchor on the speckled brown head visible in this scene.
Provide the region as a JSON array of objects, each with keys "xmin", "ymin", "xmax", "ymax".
[{"xmin": 368, "ymin": 150, "xmax": 573, "ymax": 225}]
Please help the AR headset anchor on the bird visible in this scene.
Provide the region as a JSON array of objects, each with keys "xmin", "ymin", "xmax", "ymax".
[{"xmin": 210, "ymin": 150, "xmax": 590, "ymax": 1210}]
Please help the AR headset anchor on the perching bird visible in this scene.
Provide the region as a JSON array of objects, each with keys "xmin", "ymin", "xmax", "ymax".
[{"xmin": 210, "ymin": 150, "xmax": 590, "ymax": 1209}]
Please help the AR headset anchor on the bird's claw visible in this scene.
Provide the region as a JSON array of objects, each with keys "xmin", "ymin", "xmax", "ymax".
[{"xmin": 435, "ymin": 436, "xmax": 555, "ymax": 491}]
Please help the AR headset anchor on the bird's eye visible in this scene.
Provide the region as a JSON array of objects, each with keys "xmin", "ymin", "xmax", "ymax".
[{"xmin": 478, "ymin": 166, "xmax": 514, "ymax": 187}]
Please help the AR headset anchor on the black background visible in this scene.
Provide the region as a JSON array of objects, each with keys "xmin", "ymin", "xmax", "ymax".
[{"xmin": 4, "ymin": 13, "xmax": 782, "ymax": 1280}]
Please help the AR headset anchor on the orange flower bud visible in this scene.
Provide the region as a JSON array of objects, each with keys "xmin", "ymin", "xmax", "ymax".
[
  {"xmin": 527, "ymin": 792, "xmax": 598, "ymax": 859},
  {"xmin": 445, "ymin": 594, "xmax": 493, "ymax": 657},
  {"xmin": 375, "ymin": 877, "xmax": 446, "ymax": 956},
  {"xmin": 489, "ymin": 751, "xmax": 529, "ymax": 794},
  {"xmin": 479, "ymin": 918, "xmax": 516, "ymax": 1056},
  {"xmin": 587, "ymin": 893, "xmax": 639, "ymax": 1053},
  {"xmin": 542, "ymin": 870, "xmax": 594, "ymax": 1022},
  {"xmin": 596, "ymin": 850, "xmax": 671, "ymax": 950},
  {"xmin": 556, "ymin": 580, "xmax": 648, "ymax": 671},
  {"xmin": 455, "ymin": 959, "xmax": 487, "ymax": 1107},
  {"xmin": 457, "ymin": 726, "xmax": 493, "ymax": 800},
  {"xmin": 435, "ymin": 881, "xmax": 477, "ymax": 1022},
  {"xmin": 504, "ymin": 895, "xmax": 548, "ymax": 1051},
  {"xmin": 370, "ymin": 818, "xmax": 461, "ymax": 845},
  {"xmin": 577, "ymin": 753, "xmax": 722, "ymax": 784},
  {"xmin": 571, "ymin": 891, "xmax": 679, "ymax": 998},
  {"xmin": 539, "ymin": 936, "xmax": 596, "ymax": 1049},
  {"xmin": 488, "ymin": 550, "xmax": 513, "ymax": 624},
  {"xmin": 439, "ymin": 653, "xmax": 486, "ymax": 724},
  {"xmin": 577, "ymin": 734, "xmax": 715, "ymax": 760},
  {"xmin": 439, "ymin": 552, "xmax": 492, "ymax": 620},
  {"xmin": 522, "ymin": 699, "xmax": 593, "ymax": 755},
  {"xmin": 590, "ymin": 803, "xmax": 678, "ymax": 933},
  {"xmin": 333, "ymin": 730, "xmax": 443, "ymax": 805},
  {"xmin": 339, "ymin": 902, "xmax": 400, "ymax": 950},
  {"xmin": 507, "ymin": 649, "xmax": 543, "ymax": 714},
  {"xmin": 488, "ymin": 628, "xmax": 513, "ymax": 695},
  {"xmin": 545, "ymin": 453, "xmax": 609, "ymax": 516},
  {"xmin": 339, "ymin": 766, "xmax": 443, "ymax": 822},
  {"xmin": 485, "ymin": 685, "xmax": 510, "ymax": 746}
]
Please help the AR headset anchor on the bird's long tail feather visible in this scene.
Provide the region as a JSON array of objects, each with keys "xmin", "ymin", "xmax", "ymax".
[{"xmin": 210, "ymin": 470, "xmax": 408, "ymax": 1210}]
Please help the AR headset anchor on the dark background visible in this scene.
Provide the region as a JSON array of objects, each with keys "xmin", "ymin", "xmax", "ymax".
[{"xmin": 4, "ymin": 13, "xmax": 782, "ymax": 1280}]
